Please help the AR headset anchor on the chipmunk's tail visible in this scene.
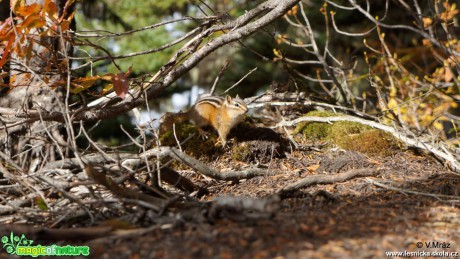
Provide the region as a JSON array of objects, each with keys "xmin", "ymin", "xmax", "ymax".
[{"xmin": 159, "ymin": 111, "xmax": 189, "ymax": 135}]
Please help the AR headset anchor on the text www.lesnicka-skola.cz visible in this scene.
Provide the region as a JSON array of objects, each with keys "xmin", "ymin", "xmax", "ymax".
[{"xmin": 385, "ymin": 251, "xmax": 459, "ymax": 257}]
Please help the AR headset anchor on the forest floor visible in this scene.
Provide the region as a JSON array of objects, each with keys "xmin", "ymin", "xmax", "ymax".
[
  {"xmin": 88, "ymin": 134, "xmax": 460, "ymax": 258},
  {"xmin": 1, "ymin": 129, "xmax": 460, "ymax": 259}
]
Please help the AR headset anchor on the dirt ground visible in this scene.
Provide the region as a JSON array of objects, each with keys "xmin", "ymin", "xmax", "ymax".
[
  {"xmin": 87, "ymin": 146, "xmax": 460, "ymax": 258},
  {"xmin": 1, "ymin": 135, "xmax": 460, "ymax": 259}
]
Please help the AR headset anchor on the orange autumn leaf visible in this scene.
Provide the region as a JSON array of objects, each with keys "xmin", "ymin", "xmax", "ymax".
[
  {"xmin": 0, "ymin": 17, "xmax": 13, "ymax": 37},
  {"xmin": 44, "ymin": 0, "xmax": 58, "ymax": 19},
  {"xmin": 19, "ymin": 13, "xmax": 46, "ymax": 31},
  {"xmin": 69, "ymin": 74, "xmax": 112, "ymax": 93},
  {"xmin": 422, "ymin": 17, "xmax": 432, "ymax": 28},
  {"xmin": 422, "ymin": 39, "xmax": 431, "ymax": 46},
  {"xmin": 58, "ymin": 11, "xmax": 75, "ymax": 32},
  {"xmin": 15, "ymin": 3, "xmax": 42, "ymax": 18},
  {"xmin": 307, "ymin": 164, "xmax": 320, "ymax": 173},
  {"xmin": 440, "ymin": 2, "xmax": 459, "ymax": 21},
  {"xmin": 11, "ymin": 0, "xmax": 26, "ymax": 11}
]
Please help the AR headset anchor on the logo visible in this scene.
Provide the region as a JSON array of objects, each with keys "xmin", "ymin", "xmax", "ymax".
[{"xmin": 2, "ymin": 232, "xmax": 90, "ymax": 257}]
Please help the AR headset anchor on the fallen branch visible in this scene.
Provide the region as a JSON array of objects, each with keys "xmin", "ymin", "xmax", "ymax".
[
  {"xmin": 142, "ymin": 147, "xmax": 273, "ymax": 181},
  {"xmin": 279, "ymin": 168, "xmax": 379, "ymax": 197},
  {"xmin": 40, "ymin": 146, "xmax": 268, "ymax": 185},
  {"xmin": 85, "ymin": 165, "xmax": 165, "ymax": 211}
]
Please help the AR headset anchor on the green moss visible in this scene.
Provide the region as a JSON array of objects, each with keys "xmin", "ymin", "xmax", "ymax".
[
  {"xmin": 295, "ymin": 110, "xmax": 340, "ymax": 140},
  {"xmin": 231, "ymin": 142, "xmax": 252, "ymax": 161},
  {"xmin": 159, "ymin": 122, "xmax": 222, "ymax": 158},
  {"xmin": 330, "ymin": 122, "xmax": 400, "ymax": 156},
  {"xmin": 296, "ymin": 111, "xmax": 401, "ymax": 156},
  {"xmin": 343, "ymin": 129, "xmax": 400, "ymax": 156},
  {"xmin": 159, "ymin": 122, "xmax": 196, "ymax": 146},
  {"xmin": 327, "ymin": 121, "xmax": 371, "ymax": 147}
]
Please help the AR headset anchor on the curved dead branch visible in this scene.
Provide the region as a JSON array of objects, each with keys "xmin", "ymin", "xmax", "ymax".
[
  {"xmin": 142, "ymin": 147, "xmax": 273, "ymax": 181},
  {"xmin": 277, "ymin": 115, "xmax": 460, "ymax": 173}
]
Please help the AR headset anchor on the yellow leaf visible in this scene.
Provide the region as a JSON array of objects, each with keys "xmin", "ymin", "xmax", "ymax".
[
  {"xmin": 101, "ymin": 83, "xmax": 113, "ymax": 95},
  {"xmin": 444, "ymin": 67, "xmax": 454, "ymax": 82},
  {"xmin": 73, "ymin": 77, "xmax": 98, "ymax": 88},
  {"xmin": 70, "ymin": 75, "xmax": 108, "ymax": 93},
  {"xmin": 387, "ymin": 98, "xmax": 398, "ymax": 109},
  {"xmin": 433, "ymin": 121, "xmax": 444, "ymax": 131}
]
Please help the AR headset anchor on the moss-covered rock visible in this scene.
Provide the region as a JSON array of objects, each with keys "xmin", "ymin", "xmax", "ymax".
[
  {"xmin": 341, "ymin": 129, "xmax": 400, "ymax": 156},
  {"xmin": 296, "ymin": 111, "xmax": 401, "ymax": 156},
  {"xmin": 327, "ymin": 121, "xmax": 372, "ymax": 147},
  {"xmin": 295, "ymin": 110, "xmax": 339, "ymax": 140}
]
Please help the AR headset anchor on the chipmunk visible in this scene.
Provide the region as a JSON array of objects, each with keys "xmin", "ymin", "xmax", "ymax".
[{"xmin": 160, "ymin": 95, "xmax": 248, "ymax": 146}]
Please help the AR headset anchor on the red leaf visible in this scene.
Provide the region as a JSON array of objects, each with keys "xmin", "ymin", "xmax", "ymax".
[
  {"xmin": 112, "ymin": 66, "xmax": 132, "ymax": 99},
  {"xmin": 0, "ymin": 37, "xmax": 14, "ymax": 69}
]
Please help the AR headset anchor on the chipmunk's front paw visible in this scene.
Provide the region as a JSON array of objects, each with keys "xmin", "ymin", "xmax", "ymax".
[{"xmin": 196, "ymin": 128, "xmax": 209, "ymax": 140}]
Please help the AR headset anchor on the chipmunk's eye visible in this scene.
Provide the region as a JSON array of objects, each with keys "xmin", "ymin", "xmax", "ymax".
[{"xmin": 235, "ymin": 103, "xmax": 239, "ymax": 107}]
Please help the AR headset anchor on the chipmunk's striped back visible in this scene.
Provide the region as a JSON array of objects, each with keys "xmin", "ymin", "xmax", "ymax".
[{"xmin": 194, "ymin": 96, "xmax": 225, "ymax": 108}]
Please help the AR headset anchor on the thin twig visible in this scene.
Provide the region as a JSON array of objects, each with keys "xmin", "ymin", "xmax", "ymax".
[
  {"xmin": 224, "ymin": 67, "xmax": 257, "ymax": 94},
  {"xmin": 210, "ymin": 60, "xmax": 230, "ymax": 95}
]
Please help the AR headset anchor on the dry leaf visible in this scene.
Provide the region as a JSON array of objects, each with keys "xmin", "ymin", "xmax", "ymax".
[
  {"xmin": 422, "ymin": 17, "xmax": 432, "ymax": 28},
  {"xmin": 112, "ymin": 66, "xmax": 132, "ymax": 99},
  {"xmin": 307, "ymin": 164, "xmax": 320, "ymax": 172},
  {"xmin": 444, "ymin": 67, "xmax": 454, "ymax": 82}
]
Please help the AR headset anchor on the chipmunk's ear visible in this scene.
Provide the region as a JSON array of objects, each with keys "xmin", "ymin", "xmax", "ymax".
[
  {"xmin": 236, "ymin": 94, "xmax": 240, "ymax": 99},
  {"xmin": 225, "ymin": 95, "xmax": 232, "ymax": 103}
]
